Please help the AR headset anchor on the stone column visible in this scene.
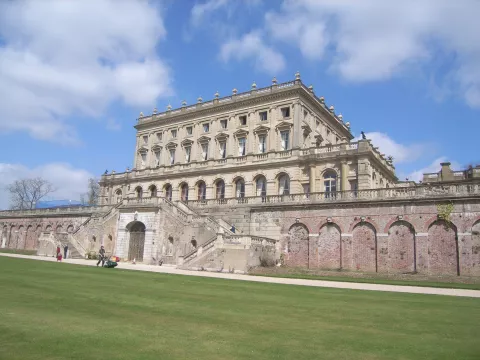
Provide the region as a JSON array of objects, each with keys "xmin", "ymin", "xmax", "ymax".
[
  {"xmin": 247, "ymin": 111, "xmax": 254, "ymax": 154},
  {"xmin": 143, "ymin": 229, "xmax": 154, "ymax": 264},
  {"xmin": 269, "ymin": 107, "xmax": 277, "ymax": 152},
  {"xmin": 341, "ymin": 161, "xmax": 348, "ymax": 191},
  {"xmin": 292, "ymin": 101, "xmax": 301, "ymax": 149},
  {"xmin": 309, "ymin": 164, "xmax": 316, "ymax": 193}
]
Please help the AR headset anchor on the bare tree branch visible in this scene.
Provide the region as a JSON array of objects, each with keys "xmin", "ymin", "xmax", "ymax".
[
  {"xmin": 80, "ymin": 178, "xmax": 100, "ymax": 206},
  {"xmin": 6, "ymin": 177, "xmax": 57, "ymax": 210}
]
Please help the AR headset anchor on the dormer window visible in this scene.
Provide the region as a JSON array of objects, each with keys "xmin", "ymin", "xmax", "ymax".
[
  {"xmin": 239, "ymin": 115, "xmax": 247, "ymax": 126},
  {"xmin": 281, "ymin": 107, "xmax": 290, "ymax": 118},
  {"xmin": 186, "ymin": 126, "xmax": 193, "ymax": 135},
  {"xmin": 220, "ymin": 119, "xmax": 227, "ymax": 129},
  {"xmin": 171, "ymin": 129, "xmax": 177, "ymax": 138},
  {"xmin": 203, "ymin": 123, "xmax": 209, "ymax": 133},
  {"xmin": 142, "ymin": 135, "xmax": 148, "ymax": 144},
  {"xmin": 259, "ymin": 111, "xmax": 268, "ymax": 121}
]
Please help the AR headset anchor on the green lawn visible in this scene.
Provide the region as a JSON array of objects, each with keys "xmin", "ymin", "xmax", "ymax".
[{"xmin": 0, "ymin": 257, "xmax": 479, "ymax": 360}]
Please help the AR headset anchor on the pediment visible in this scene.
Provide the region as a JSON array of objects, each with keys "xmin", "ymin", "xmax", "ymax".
[
  {"xmin": 181, "ymin": 139, "xmax": 194, "ymax": 147},
  {"xmin": 215, "ymin": 132, "xmax": 229, "ymax": 140},
  {"xmin": 233, "ymin": 129, "xmax": 249, "ymax": 137},
  {"xmin": 151, "ymin": 144, "xmax": 162, "ymax": 151},
  {"xmin": 198, "ymin": 135, "xmax": 211, "ymax": 143},
  {"xmin": 253, "ymin": 125, "xmax": 270, "ymax": 134},
  {"xmin": 165, "ymin": 141, "xmax": 178, "ymax": 149},
  {"xmin": 275, "ymin": 120, "xmax": 293, "ymax": 130},
  {"xmin": 137, "ymin": 146, "xmax": 148, "ymax": 154}
]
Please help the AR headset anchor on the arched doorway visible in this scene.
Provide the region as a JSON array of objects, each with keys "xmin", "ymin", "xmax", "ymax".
[
  {"xmin": 286, "ymin": 223, "xmax": 309, "ymax": 267},
  {"xmin": 428, "ymin": 220, "xmax": 459, "ymax": 276},
  {"xmin": 127, "ymin": 221, "xmax": 146, "ymax": 262},
  {"xmin": 387, "ymin": 221, "xmax": 416, "ymax": 273},
  {"xmin": 318, "ymin": 223, "xmax": 341, "ymax": 269}
]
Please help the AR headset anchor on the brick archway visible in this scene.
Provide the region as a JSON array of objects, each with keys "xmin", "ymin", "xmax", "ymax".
[{"xmin": 285, "ymin": 223, "xmax": 309, "ymax": 267}]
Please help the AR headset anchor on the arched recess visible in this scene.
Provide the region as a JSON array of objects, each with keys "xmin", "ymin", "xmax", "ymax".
[
  {"xmin": 16, "ymin": 225, "xmax": 25, "ymax": 249},
  {"xmin": 8, "ymin": 225, "xmax": 16, "ymax": 248},
  {"xmin": 163, "ymin": 184, "xmax": 172, "ymax": 201},
  {"xmin": 233, "ymin": 177, "xmax": 245, "ymax": 198},
  {"xmin": 254, "ymin": 175, "xmax": 267, "ymax": 198},
  {"xmin": 126, "ymin": 221, "xmax": 146, "ymax": 262},
  {"xmin": 322, "ymin": 169, "xmax": 338, "ymax": 198},
  {"xmin": 196, "ymin": 180, "xmax": 206, "ymax": 200},
  {"xmin": 276, "ymin": 173, "xmax": 290, "ymax": 195},
  {"xmin": 428, "ymin": 220, "xmax": 459, "ymax": 276},
  {"xmin": 135, "ymin": 186, "xmax": 143, "ymax": 199},
  {"xmin": 55, "ymin": 225, "xmax": 63, "ymax": 233},
  {"xmin": 472, "ymin": 221, "xmax": 480, "ymax": 276},
  {"xmin": 1, "ymin": 226, "xmax": 7, "ymax": 248},
  {"xmin": 285, "ymin": 223, "xmax": 309, "ymax": 267},
  {"xmin": 115, "ymin": 188, "xmax": 123, "ymax": 203},
  {"xmin": 215, "ymin": 179, "xmax": 225, "ymax": 199},
  {"xmin": 25, "ymin": 225, "xmax": 35, "ymax": 250},
  {"xmin": 149, "ymin": 185, "xmax": 157, "ymax": 198},
  {"xmin": 178, "ymin": 182, "xmax": 189, "ymax": 202},
  {"xmin": 352, "ymin": 222, "xmax": 377, "ymax": 272},
  {"xmin": 318, "ymin": 223, "xmax": 341, "ymax": 269},
  {"xmin": 387, "ymin": 221, "xmax": 416, "ymax": 273}
]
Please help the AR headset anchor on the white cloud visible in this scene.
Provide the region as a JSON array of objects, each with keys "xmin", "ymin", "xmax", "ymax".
[
  {"xmin": 220, "ymin": 32, "xmax": 285, "ymax": 75},
  {"xmin": 191, "ymin": 0, "xmax": 228, "ymax": 27},
  {"xmin": 406, "ymin": 157, "xmax": 462, "ymax": 182},
  {"xmin": 0, "ymin": 163, "xmax": 94, "ymax": 210},
  {"xmin": 0, "ymin": 0, "xmax": 172, "ymax": 143},
  {"xmin": 261, "ymin": 0, "xmax": 480, "ymax": 108},
  {"xmin": 354, "ymin": 132, "xmax": 426, "ymax": 164}
]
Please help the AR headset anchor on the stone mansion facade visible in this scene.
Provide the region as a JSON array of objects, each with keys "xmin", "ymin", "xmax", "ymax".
[{"xmin": 1, "ymin": 74, "xmax": 480, "ymax": 277}]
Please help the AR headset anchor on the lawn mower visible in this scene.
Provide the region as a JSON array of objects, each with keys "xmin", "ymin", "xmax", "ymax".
[{"xmin": 103, "ymin": 255, "xmax": 119, "ymax": 268}]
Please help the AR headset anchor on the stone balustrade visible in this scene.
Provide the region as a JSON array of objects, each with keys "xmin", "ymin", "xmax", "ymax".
[
  {"xmin": 100, "ymin": 140, "xmax": 395, "ymax": 182},
  {"xmin": 0, "ymin": 205, "xmax": 113, "ymax": 218}
]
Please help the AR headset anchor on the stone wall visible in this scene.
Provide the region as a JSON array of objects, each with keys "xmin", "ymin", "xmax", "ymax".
[{"xmin": 245, "ymin": 199, "xmax": 480, "ymax": 276}]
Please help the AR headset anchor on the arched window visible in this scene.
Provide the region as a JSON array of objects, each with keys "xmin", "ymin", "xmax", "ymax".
[
  {"xmin": 278, "ymin": 174, "xmax": 290, "ymax": 195},
  {"xmin": 197, "ymin": 181, "xmax": 206, "ymax": 200},
  {"xmin": 323, "ymin": 171, "xmax": 337, "ymax": 198},
  {"xmin": 164, "ymin": 184, "xmax": 172, "ymax": 201},
  {"xmin": 149, "ymin": 185, "xmax": 157, "ymax": 197},
  {"xmin": 235, "ymin": 178, "xmax": 245, "ymax": 198},
  {"xmin": 135, "ymin": 186, "xmax": 143, "ymax": 199},
  {"xmin": 215, "ymin": 180, "xmax": 225, "ymax": 199},
  {"xmin": 256, "ymin": 176, "xmax": 267, "ymax": 200},
  {"xmin": 115, "ymin": 189, "xmax": 122, "ymax": 203},
  {"xmin": 180, "ymin": 183, "xmax": 189, "ymax": 202}
]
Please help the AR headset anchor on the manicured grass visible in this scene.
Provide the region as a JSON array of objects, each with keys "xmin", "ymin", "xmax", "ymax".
[
  {"xmin": 0, "ymin": 248, "xmax": 37, "ymax": 256},
  {"xmin": 249, "ymin": 271, "xmax": 480, "ymax": 290},
  {"xmin": 0, "ymin": 257, "xmax": 479, "ymax": 360}
]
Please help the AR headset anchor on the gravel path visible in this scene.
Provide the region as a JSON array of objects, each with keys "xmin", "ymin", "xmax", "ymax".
[{"xmin": 2, "ymin": 253, "xmax": 480, "ymax": 298}]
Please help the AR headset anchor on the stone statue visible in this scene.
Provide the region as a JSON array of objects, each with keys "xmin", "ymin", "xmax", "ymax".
[{"xmin": 361, "ymin": 131, "xmax": 366, "ymax": 140}]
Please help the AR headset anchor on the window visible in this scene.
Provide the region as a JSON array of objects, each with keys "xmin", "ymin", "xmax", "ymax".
[
  {"xmin": 281, "ymin": 107, "xmax": 290, "ymax": 118},
  {"xmin": 171, "ymin": 129, "xmax": 177, "ymax": 138},
  {"xmin": 350, "ymin": 180, "xmax": 358, "ymax": 196},
  {"xmin": 180, "ymin": 184, "xmax": 189, "ymax": 202},
  {"xmin": 142, "ymin": 135, "xmax": 148, "ymax": 144},
  {"xmin": 169, "ymin": 149, "xmax": 175, "ymax": 165},
  {"xmin": 304, "ymin": 110, "xmax": 308, "ymax": 119},
  {"xmin": 115, "ymin": 189, "xmax": 122, "ymax": 203},
  {"xmin": 150, "ymin": 185, "xmax": 157, "ymax": 197},
  {"xmin": 220, "ymin": 119, "xmax": 227, "ymax": 129},
  {"xmin": 235, "ymin": 178, "xmax": 245, "ymax": 198},
  {"xmin": 302, "ymin": 184, "xmax": 310, "ymax": 198},
  {"xmin": 256, "ymin": 176, "xmax": 267, "ymax": 199},
  {"xmin": 156, "ymin": 132, "xmax": 162, "ymax": 141},
  {"xmin": 324, "ymin": 171, "xmax": 337, "ymax": 198},
  {"xmin": 219, "ymin": 141, "xmax": 226, "ymax": 159},
  {"xmin": 278, "ymin": 174, "xmax": 290, "ymax": 195},
  {"xmin": 136, "ymin": 187, "xmax": 143, "ymax": 199},
  {"xmin": 164, "ymin": 184, "xmax": 172, "ymax": 201},
  {"xmin": 201, "ymin": 143, "xmax": 209, "ymax": 161},
  {"xmin": 185, "ymin": 146, "xmax": 191, "ymax": 163},
  {"xmin": 140, "ymin": 152, "xmax": 147, "ymax": 168},
  {"xmin": 258, "ymin": 135, "xmax": 266, "ymax": 153},
  {"xmin": 238, "ymin": 137, "xmax": 246, "ymax": 156},
  {"xmin": 239, "ymin": 115, "xmax": 247, "ymax": 126},
  {"xmin": 216, "ymin": 180, "xmax": 225, "ymax": 199},
  {"xmin": 326, "ymin": 129, "xmax": 331, "ymax": 138},
  {"xmin": 203, "ymin": 123, "xmax": 209, "ymax": 133},
  {"xmin": 259, "ymin": 111, "xmax": 268, "ymax": 121},
  {"xmin": 186, "ymin": 126, "xmax": 193, "ymax": 135},
  {"xmin": 336, "ymin": 137, "xmax": 339, "ymax": 144},
  {"xmin": 154, "ymin": 149, "xmax": 161, "ymax": 166},
  {"xmin": 280, "ymin": 131, "xmax": 290, "ymax": 151},
  {"xmin": 197, "ymin": 181, "xmax": 206, "ymax": 200}
]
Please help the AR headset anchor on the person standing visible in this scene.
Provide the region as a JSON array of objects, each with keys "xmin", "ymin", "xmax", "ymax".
[
  {"xmin": 56, "ymin": 245, "xmax": 62, "ymax": 262},
  {"xmin": 96, "ymin": 245, "xmax": 106, "ymax": 267},
  {"xmin": 63, "ymin": 244, "xmax": 68, "ymax": 259}
]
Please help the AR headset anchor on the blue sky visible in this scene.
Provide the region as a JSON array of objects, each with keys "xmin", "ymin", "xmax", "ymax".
[{"xmin": 0, "ymin": 0, "xmax": 479, "ymax": 209}]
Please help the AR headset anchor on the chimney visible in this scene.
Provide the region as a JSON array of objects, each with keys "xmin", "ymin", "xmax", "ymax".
[{"xmin": 440, "ymin": 162, "xmax": 454, "ymax": 181}]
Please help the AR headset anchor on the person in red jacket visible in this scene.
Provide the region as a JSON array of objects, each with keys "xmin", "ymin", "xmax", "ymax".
[{"xmin": 56, "ymin": 245, "xmax": 62, "ymax": 262}]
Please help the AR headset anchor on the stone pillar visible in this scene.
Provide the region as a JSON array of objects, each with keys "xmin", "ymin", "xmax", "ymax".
[
  {"xmin": 247, "ymin": 111, "xmax": 254, "ymax": 154},
  {"xmin": 143, "ymin": 229, "xmax": 154, "ymax": 264},
  {"xmin": 116, "ymin": 229, "xmax": 127, "ymax": 259},
  {"xmin": 341, "ymin": 161, "xmax": 348, "ymax": 191},
  {"xmin": 357, "ymin": 158, "xmax": 371, "ymax": 190},
  {"xmin": 309, "ymin": 164, "xmax": 316, "ymax": 193},
  {"xmin": 269, "ymin": 107, "xmax": 277, "ymax": 152},
  {"xmin": 292, "ymin": 102, "xmax": 301, "ymax": 149}
]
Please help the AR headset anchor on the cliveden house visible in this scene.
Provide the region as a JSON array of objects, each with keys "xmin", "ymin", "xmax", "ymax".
[{"xmin": 1, "ymin": 73, "xmax": 480, "ymax": 277}]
